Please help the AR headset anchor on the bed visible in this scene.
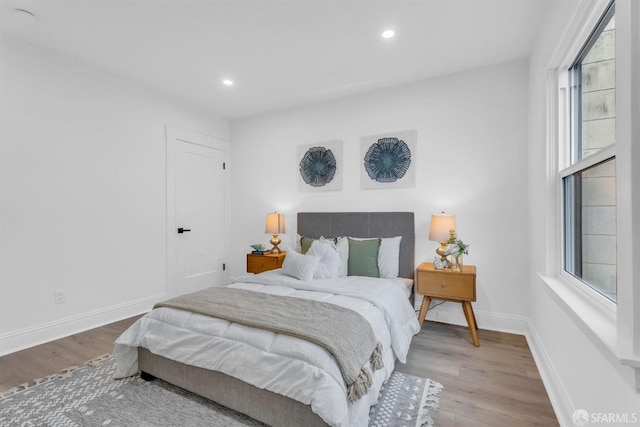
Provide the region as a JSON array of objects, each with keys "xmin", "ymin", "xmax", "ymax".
[{"xmin": 114, "ymin": 212, "xmax": 419, "ymax": 427}]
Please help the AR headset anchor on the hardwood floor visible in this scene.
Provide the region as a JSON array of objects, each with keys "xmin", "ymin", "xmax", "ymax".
[
  {"xmin": 0, "ymin": 316, "xmax": 141, "ymax": 393},
  {"xmin": 0, "ymin": 317, "xmax": 558, "ymax": 426},
  {"xmin": 395, "ymin": 321, "xmax": 559, "ymax": 427}
]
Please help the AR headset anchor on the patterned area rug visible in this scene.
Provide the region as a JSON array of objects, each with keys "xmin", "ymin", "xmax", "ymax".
[{"xmin": 0, "ymin": 355, "xmax": 442, "ymax": 427}]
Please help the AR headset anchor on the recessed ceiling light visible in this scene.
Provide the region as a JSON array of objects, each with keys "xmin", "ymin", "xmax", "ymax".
[
  {"xmin": 222, "ymin": 79, "xmax": 233, "ymax": 86},
  {"xmin": 382, "ymin": 30, "xmax": 395, "ymax": 39}
]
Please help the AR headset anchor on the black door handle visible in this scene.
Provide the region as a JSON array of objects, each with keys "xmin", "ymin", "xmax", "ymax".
[{"xmin": 177, "ymin": 227, "xmax": 191, "ymax": 234}]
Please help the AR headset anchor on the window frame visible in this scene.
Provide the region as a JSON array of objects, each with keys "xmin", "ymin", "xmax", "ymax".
[
  {"xmin": 567, "ymin": 2, "xmax": 616, "ymax": 165},
  {"xmin": 543, "ymin": 0, "xmax": 640, "ymax": 390},
  {"xmin": 560, "ymin": 148, "xmax": 617, "ymax": 307},
  {"xmin": 559, "ymin": 1, "xmax": 617, "ymax": 307}
]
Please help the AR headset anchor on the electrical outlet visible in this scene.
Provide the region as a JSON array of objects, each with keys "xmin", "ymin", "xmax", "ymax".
[{"xmin": 54, "ymin": 289, "xmax": 66, "ymax": 304}]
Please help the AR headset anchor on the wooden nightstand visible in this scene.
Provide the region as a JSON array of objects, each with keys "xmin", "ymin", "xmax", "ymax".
[
  {"xmin": 246, "ymin": 252, "xmax": 286, "ymax": 274},
  {"xmin": 416, "ymin": 262, "xmax": 479, "ymax": 346}
]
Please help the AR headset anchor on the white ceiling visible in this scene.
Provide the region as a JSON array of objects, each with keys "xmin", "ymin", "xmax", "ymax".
[{"xmin": 0, "ymin": 0, "xmax": 552, "ymax": 119}]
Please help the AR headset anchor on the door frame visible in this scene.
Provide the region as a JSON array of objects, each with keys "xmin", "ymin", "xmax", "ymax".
[{"xmin": 166, "ymin": 125, "xmax": 231, "ymax": 297}]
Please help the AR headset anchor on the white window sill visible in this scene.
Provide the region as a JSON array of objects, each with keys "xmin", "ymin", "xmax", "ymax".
[{"xmin": 540, "ymin": 274, "xmax": 640, "ymax": 391}]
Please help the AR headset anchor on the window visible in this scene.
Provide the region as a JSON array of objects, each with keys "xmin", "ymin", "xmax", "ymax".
[{"xmin": 562, "ymin": 2, "xmax": 616, "ymax": 302}]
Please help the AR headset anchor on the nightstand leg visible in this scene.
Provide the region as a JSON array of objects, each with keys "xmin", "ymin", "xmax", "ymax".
[
  {"xmin": 418, "ymin": 296, "xmax": 431, "ymax": 326},
  {"xmin": 462, "ymin": 301, "xmax": 479, "ymax": 347},
  {"xmin": 471, "ymin": 305, "xmax": 478, "ymax": 330}
]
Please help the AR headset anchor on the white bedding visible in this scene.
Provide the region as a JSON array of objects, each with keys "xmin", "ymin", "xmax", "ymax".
[{"xmin": 114, "ymin": 272, "xmax": 420, "ymax": 427}]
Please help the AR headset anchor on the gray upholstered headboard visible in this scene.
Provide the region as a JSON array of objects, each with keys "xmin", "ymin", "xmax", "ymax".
[{"xmin": 297, "ymin": 212, "xmax": 415, "ymax": 280}]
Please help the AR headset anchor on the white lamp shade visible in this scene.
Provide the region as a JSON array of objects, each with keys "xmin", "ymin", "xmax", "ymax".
[
  {"xmin": 429, "ymin": 213, "xmax": 456, "ymax": 242},
  {"xmin": 265, "ymin": 213, "xmax": 286, "ymax": 234}
]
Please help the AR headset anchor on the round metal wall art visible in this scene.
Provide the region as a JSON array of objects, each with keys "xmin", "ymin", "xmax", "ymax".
[
  {"xmin": 299, "ymin": 146, "xmax": 337, "ymax": 187},
  {"xmin": 363, "ymin": 137, "xmax": 412, "ymax": 183}
]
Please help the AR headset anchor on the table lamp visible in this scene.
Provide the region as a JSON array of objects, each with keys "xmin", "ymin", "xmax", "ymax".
[
  {"xmin": 429, "ymin": 212, "xmax": 456, "ymax": 266},
  {"xmin": 265, "ymin": 212, "xmax": 285, "ymax": 254}
]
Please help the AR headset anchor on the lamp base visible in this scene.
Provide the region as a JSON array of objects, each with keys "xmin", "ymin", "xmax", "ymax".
[
  {"xmin": 435, "ymin": 242, "xmax": 450, "ymax": 268},
  {"xmin": 270, "ymin": 234, "xmax": 282, "ymax": 254}
]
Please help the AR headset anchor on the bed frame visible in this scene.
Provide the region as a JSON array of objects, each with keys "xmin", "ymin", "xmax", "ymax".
[{"xmin": 139, "ymin": 211, "xmax": 415, "ymax": 427}]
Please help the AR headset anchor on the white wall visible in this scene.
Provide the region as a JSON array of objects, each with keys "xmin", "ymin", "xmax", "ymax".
[
  {"xmin": 527, "ymin": 1, "xmax": 640, "ymax": 425},
  {"xmin": 0, "ymin": 35, "xmax": 229, "ymax": 354},
  {"xmin": 229, "ymin": 59, "xmax": 531, "ymax": 332}
]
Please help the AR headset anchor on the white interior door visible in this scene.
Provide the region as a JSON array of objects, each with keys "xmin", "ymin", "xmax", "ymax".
[{"xmin": 167, "ymin": 127, "xmax": 228, "ymax": 297}]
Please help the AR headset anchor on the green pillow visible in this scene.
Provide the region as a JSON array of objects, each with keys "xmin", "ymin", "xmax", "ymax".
[
  {"xmin": 300, "ymin": 236, "xmax": 316, "ymax": 254},
  {"xmin": 347, "ymin": 238, "xmax": 381, "ymax": 277}
]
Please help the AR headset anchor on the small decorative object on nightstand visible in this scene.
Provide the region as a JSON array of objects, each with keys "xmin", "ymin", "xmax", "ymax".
[
  {"xmin": 444, "ymin": 235, "xmax": 469, "ymax": 272},
  {"xmin": 416, "ymin": 262, "xmax": 479, "ymax": 346},
  {"xmin": 246, "ymin": 252, "xmax": 286, "ymax": 274},
  {"xmin": 250, "ymin": 243, "xmax": 268, "ymax": 255}
]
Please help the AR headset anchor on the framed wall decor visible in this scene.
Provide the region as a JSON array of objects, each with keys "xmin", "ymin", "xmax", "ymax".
[
  {"xmin": 297, "ymin": 140, "xmax": 343, "ymax": 192},
  {"xmin": 360, "ymin": 130, "xmax": 416, "ymax": 189}
]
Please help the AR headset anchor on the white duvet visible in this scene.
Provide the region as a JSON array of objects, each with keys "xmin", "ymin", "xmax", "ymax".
[{"xmin": 114, "ymin": 271, "xmax": 420, "ymax": 427}]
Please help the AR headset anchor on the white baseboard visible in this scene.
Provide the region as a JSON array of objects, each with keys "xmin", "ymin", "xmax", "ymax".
[
  {"xmin": 0, "ymin": 293, "xmax": 167, "ymax": 357},
  {"xmin": 525, "ymin": 319, "xmax": 574, "ymax": 427},
  {"xmin": 417, "ymin": 299, "xmax": 530, "ymax": 335}
]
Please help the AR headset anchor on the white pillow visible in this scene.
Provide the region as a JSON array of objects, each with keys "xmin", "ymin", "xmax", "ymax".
[
  {"xmin": 281, "ymin": 249, "xmax": 319, "ymax": 281},
  {"xmin": 295, "ymin": 233, "xmax": 303, "ymax": 253},
  {"xmin": 349, "ymin": 236, "xmax": 402, "ymax": 278},
  {"xmin": 335, "ymin": 236, "xmax": 349, "ymax": 277},
  {"xmin": 307, "ymin": 240, "xmax": 341, "ymax": 279},
  {"xmin": 379, "ymin": 236, "xmax": 402, "ymax": 278}
]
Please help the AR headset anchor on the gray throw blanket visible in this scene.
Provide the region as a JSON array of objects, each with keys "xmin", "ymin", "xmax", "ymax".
[{"xmin": 154, "ymin": 287, "xmax": 384, "ymax": 401}]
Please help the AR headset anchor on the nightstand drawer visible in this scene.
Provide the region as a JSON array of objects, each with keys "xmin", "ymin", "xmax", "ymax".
[
  {"xmin": 417, "ymin": 270, "xmax": 475, "ymax": 301},
  {"xmin": 246, "ymin": 252, "xmax": 285, "ymax": 274}
]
